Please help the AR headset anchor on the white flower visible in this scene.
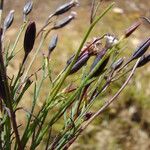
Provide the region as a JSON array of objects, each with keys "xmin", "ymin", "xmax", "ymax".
[{"xmin": 104, "ymin": 34, "xmax": 118, "ymax": 48}]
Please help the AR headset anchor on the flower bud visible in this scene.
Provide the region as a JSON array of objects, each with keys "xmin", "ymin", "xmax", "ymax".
[
  {"xmin": 112, "ymin": 58, "xmax": 124, "ymax": 70},
  {"xmin": 124, "ymin": 21, "xmax": 141, "ymax": 38},
  {"xmin": 104, "ymin": 34, "xmax": 118, "ymax": 48},
  {"xmin": 53, "ymin": 0, "xmax": 79, "ymax": 16},
  {"xmin": 24, "ymin": 22, "xmax": 36, "ymax": 54},
  {"xmin": 90, "ymin": 49, "xmax": 109, "ymax": 77},
  {"xmin": 137, "ymin": 54, "xmax": 150, "ymax": 68},
  {"xmin": 23, "ymin": 22, "xmax": 36, "ymax": 63},
  {"xmin": 131, "ymin": 37, "xmax": 150, "ymax": 60},
  {"xmin": 48, "ymin": 34, "xmax": 58, "ymax": 58},
  {"xmin": 23, "ymin": 1, "xmax": 33, "ymax": 16},
  {"xmin": 53, "ymin": 12, "xmax": 77, "ymax": 29},
  {"xmin": 90, "ymin": 50, "xmax": 106, "ymax": 70},
  {"xmin": 93, "ymin": 57, "xmax": 109, "ymax": 77},
  {"xmin": 69, "ymin": 52, "xmax": 90, "ymax": 75},
  {"xmin": 3, "ymin": 10, "xmax": 15, "ymax": 31}
]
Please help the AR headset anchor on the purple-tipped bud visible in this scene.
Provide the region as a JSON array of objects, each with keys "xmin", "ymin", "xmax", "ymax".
[
  {"xmin": 23, "ymin": 1, "xmax": 33, "ymax": 16},
  {"xmin": 53, "ymin": 0, "xmax": 79, "ymax": 16},
  {"xmin": 3, "ymin": 10, "xmax": 15, "ymax": 31},
  {"xmin": 48, "ymin": 34, "xmax": 58, "ymax": 57},
  {"xmin": 69, "ymin": 52, "xmax": 90, "ymax": 75},
  {"xmin": 131, "ymin": 37, "xmax": 150, "ymax": 60},
  {"xmin": 137, "ymin": 54, "xmax": 150, "ymax": 68},
  {"xmin": 90, "ymin": 49, "xmax": 109, "ymax": 77},
  {"xmin": 53, "ymin": 12, "xmax": 77, "ymax": 29},
  {"xmin": 112, "ymin": 58, "xmax": 124, "ymax": 70},
  {"xmin": 125, "ymin": 21, "xmax": 141, "ymax": 38}
]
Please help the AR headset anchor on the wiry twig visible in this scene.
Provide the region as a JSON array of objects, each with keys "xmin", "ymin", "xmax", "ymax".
[{"xmin": 82, "ymin": 58, "xmax": 140, "ymax": 130}]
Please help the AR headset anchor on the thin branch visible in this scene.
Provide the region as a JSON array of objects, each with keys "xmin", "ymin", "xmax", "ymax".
[{"xmin": 82, "ymin": 58, "xmax": 140, "ymax": 130}]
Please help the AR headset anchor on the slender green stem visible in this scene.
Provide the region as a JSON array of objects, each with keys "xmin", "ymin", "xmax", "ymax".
[
  {"xmin": 47, "ymin": 2, "xmax": 115, "ymax": 106},
  {"xmin": 31, "ymin": 4, "xmax": 115, "ymax": 148},
  {"xmin": 21, "ymin": 3, "xmax": 115, "ymax": 148},
  {"xmin": 81, "ymin": 58, "xmax": 140, "ymax": 130},
  {"xmin": 33, "ymin": 34, "xmax": 115, "ymax": 150},
  {"xmin": 29, "ymin": 4, "xmax": 116, "ymax": 146},
  {"xmin": 9, "ymin": 22, "xmax": 27, "ymax": 57},
  {"xmin": 21, "ymin": 34, "xmax": 45, "ymax": 84},
  {"xmin": 56, "ymin": 58, "xmax": 140, "ymax": 150}
]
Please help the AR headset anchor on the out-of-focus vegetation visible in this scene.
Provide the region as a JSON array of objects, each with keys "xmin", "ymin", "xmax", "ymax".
[{"xmin": 2, "ymin": 0, "xmax": 150, "ymax": 149}]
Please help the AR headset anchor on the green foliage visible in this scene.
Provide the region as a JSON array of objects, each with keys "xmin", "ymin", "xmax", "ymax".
[{"xmin": 0, "ymin": 0, "xmax": 149, "ymax": 149}]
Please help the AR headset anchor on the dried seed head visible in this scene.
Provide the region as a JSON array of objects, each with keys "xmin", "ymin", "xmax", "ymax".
[
  {"xmin": 69, "ymin": 52, "xmax": 90, "ymax": 75},
  {"xmin": 53, "ymin": 11, "xmax": 77, "ymax": 29},
  {"xmin": 124, "ymin": 21, "xmax": 141, "ymax": 38},
  {"xmin": 131, "ymin": 37, "xmax": 150, "ymax": 60},
  {"xmin": 24, "ymin": 21, "xmax": 36, "ymax": 55},
  {"xmin": 23, "ymin": 1, "xmax": 33, "ymax": 16},
  {"xmin": 3, "ymin": 10, "xmax": 15, "ymax": 31},
  {"xmin": 137, "ymin": 54, "xmax": 150, "ymax": 68},
  {"xmin": 53, "ymin": 0, "xmax": 79, "ymax": 16},
  {"xmin": 48, "ymin": 34, "xmax": 58, "ymax": 58},
  {"xmin": 104, "ymin": 34, "xmax": 118, "ymax": 48},
  {"xmin": 112, "ymin": 58, "xmax": 124, "ymax": 70}
]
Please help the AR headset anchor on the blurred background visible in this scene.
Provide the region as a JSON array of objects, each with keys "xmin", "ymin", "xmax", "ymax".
[{"xmin": 3, "ymin": 0, "xmax": 150, "ymax": 149}]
